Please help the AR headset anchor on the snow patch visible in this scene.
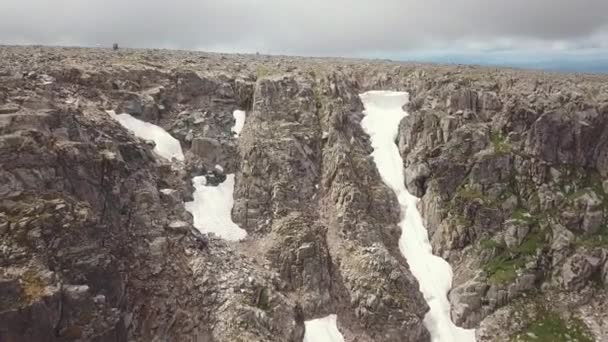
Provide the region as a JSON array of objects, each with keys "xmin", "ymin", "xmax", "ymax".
[
  {"xmin": 359, "ymin": 91, "xmax": 475, "ymax": 342},
  {"xmin": 232, "ymin": 110, "xmax": 246, "ymax": 136},
  {"xmin": 303, "ymin": 315, "xmax": 344, "ymax": 342},
  {"xmin": 108, "ymin": 111, "xmax": 184, "ymax": 162},
  {"xmin": 184, "ymin": 174, "xmax": 247, "ymax": 241}
]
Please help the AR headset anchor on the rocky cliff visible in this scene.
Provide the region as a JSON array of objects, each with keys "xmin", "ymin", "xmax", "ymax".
[{"xmin": 1, "ymin": 46, "xmax": 607, "ymax": 341}]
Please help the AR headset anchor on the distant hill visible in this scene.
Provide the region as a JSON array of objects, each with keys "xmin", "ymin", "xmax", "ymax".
[{"xmin": 395, "ymin": 51, "xmax": 608, "ymax": 74}]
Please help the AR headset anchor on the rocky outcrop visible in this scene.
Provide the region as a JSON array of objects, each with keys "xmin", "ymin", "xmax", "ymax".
[
  {"xmin": 1, "ymin": 46, "xmax": 607, "ymax": 341},
  {"xmin": 0, "ymin": 75, "xmax": 303, "ymax": 341},
  {"xmin": 231, "ymin": 73, "xmax": 429, "ymax": 341},
  {"xmin": 397, "ymin": 68, "xmax": 608, "ymax": 340}
]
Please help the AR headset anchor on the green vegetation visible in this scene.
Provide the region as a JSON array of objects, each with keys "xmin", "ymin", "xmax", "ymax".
[
  {"xmin": 490, "ymin": 129, "xmax": 513, "ymax": 155},
  {"xmin": 454, "ymin": 185, "xmax": 499, "ymax": 208},
  {"xmin": 511, "ymin": 311, "xmax": 594, "ymax": 342},
  {"xmin": 484, "ymin": 252, "xmax": 525, "ymax": 284},
  {"xmin": 255, "ymin": 287, "xmax": 271, "ymax": 311},
  {"xmin": 480, "ymin": 238, "xmax": 505, "ymax": 250},
  {"xmin": 480, "ymin": 222, "xmax": 546, "ymax": 285},
  {"xmin": 565, "ymin": 170, "xmax": 608, "ymax": 247},
  {"xmin": 255, "ymin": 65, "xmax": 277, "ymax": 79},
  {"xmin": 575, "ymin": 223, "xmax": 608, "ymax": 248},
  {"xmin": 307, "ymin": 64, "xmax": 330, "ymax": 78},
  {"xmin": 517, "ymin": 228, "xmax": 546, "ymax": 255},
  {"xmin": 21, "ymin": 270, "xmax": 46, "ymax": 304},
  {"xmin": 457, "ymin": 186, "xmax": 484, "ymax": 201},
  {"xmin": 512, "ymin": 208, "xmax": 538, "ymax": 224}
]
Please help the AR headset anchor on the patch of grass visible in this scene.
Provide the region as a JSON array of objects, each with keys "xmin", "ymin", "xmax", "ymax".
[
  {"xmin": 458, "ymin": 186, "xmax": 484, "ymax": 200},
  {"xmin": 21, "ymin": 271, "xmax": 46, "ymax": 304},
  {"xmin": 490, "ymin": 129, "xmax": 513, "ymax": 155},
  {"xmin": 308, "ymin": 64, "xmax": 330, "ymax": 78},
  {"xmin": 480, "ymin": 238, "xmax": 505, "ymax": 250},
  {"xmin": 480, "ymin": 239, "xmax": 520, "ymax": 284},
  {"xmin": 511, "ymin": 311, "xmax": 594, "ymax": 342},
  {"xmin": 484, "ymin": 253, "xmax": 526, "ymax": 285},
  {"xmin": 575, "ymin": 224, "xmax": 608, "ymax": 248},
  {"xmin": 566, "ymin": 170, "xmax": 608, "ymax": 247},
  {"xmin": 583, "ymin": 171, "xmax": 606, "ymax": 200},
  {"xmin": 516, "ymin": 228, "xmax": 546, "ymax": 256},
  {"xmin": 481, "ymin": 227, "xmax": 546, "ymax": 284},
  {"xmin": 454, "ymin": 185, "xmax": 498, "ymax": 208},
  {"xmin": 512, "ymin": 208, "xmax": 537, "ymax": 224},
  {"xmin": 255, "ymin": 65, "xmax": 277, "ymax": 79}
]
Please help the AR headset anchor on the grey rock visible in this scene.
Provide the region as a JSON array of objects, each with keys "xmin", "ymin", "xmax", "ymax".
[
  {"xmin": 405, "ymin": 162, "xmax": 431, "ymax": 197},
  {"xmin": 551, "ymin": 223, "xmax": 576, "ymax": 267},
  {"xmin": 560, "ymin": 250, "xmax": 606, "ymax": 291},
  {"xmin": 0, "ymin": 103, "xmax": 20, "ymax": 114},
  {"xmin": 191, "ymin": 137, "xmax": 221, "ymax": 161},
  {"xmin": 503, "ymin": 220, "xmax": 531, "ymax": 249}
]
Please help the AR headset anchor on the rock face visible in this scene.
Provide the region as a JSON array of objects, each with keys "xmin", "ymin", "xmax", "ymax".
[
  {"xmin": 396, "ymin": 67, "xmax": 608, "ymax": 339},
  {"xmin": 1, "ymin": 46, "xmax": 607, "ymax": 341}
]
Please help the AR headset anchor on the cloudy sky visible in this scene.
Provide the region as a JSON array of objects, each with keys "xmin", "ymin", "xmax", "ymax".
[{"xmin": 1, "ymin": 0, "xmax": 608, "ymax": 70}]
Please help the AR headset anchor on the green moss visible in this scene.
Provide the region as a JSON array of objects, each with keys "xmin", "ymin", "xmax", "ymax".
[
  {"xmin": 516, "ymin": 228, "xmax": 546, "ymax": 256},
  {"xmin": 490, "ymin": 130, "xmax": 512, "ymax": 155},
  {"xmin": 511, "ymin": 311, "xmax": 594, "ymax": 342},
  {"xmin": 480, "ymin": 238, "xmax": 505, "ymax": 250},
  {"xmin": 481, "ymin": 226, "xmax": 545, "ymax": 284},
  {"xmin": 583, "ymin": 172, "xmax": 606, "ymax": 198},
  {"xmin": 485, "ymin": 253, "xmax": 526, "ymax": 284}
]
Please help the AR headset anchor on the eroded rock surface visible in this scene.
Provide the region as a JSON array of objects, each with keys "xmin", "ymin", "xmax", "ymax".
[
  {"xmin": 1, "ymin": 46, "xmax": 607, "ymax": 341},
  {"xmin": 396, "ymin": 66, "xmax": 608, "ymax": 340}
]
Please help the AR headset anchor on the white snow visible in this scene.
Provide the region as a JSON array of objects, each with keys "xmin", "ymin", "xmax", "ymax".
[
  {"xmin": 107, "ymin": 111, "xmax": 184, "ymax": 162},
  {"xmin": 184, "ymin": 174, "xmax": 247, "ymax": 241},
  {"xmin": 303, "ymin": 315, "xmax": 344, "ymax": 342},
  {"xmin": 359, "ymin": 91, "xmax": 476, "ymax": 342},
  {"xmin": 232, "ymin": 110, "xmax": 246, "ymax": 136},
  {"xmin": 182, "ymin": 109, "xmax": 248, "ymax": 241}
]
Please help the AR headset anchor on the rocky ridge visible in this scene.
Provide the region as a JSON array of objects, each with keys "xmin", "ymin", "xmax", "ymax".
[{"xmin": 1, "ymin": 46, "xmax": 607, "ymax": 341}]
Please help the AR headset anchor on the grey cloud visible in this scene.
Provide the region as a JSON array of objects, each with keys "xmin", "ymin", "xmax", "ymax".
[{"xmin": 1, "ymin": 0, "xmax": 608, "ymax": 55}]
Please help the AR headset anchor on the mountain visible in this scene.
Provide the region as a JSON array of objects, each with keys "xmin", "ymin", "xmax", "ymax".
[{"xmin": 0, "ymin": 45, "xmax": 607, "ymax": 342}]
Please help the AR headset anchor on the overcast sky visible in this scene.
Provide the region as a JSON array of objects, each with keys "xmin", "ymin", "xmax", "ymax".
[{"xmin": 1, "ymin": 0, "xmax": 608, "ymax": 62}]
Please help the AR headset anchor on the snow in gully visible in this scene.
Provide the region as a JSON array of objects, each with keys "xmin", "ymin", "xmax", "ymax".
[
  {"xmin": 185, "ymin": 174, "xmax": 247, "ymax": 241},
  {"xmin": 359, "ymin": 91, "xmax": 475, "ymax": 342},
  {"xmin": 303, "ymin": 315, "xmax": 345, "ymax": 342},
  {"xmin": 185, "ymin": 110, "xmax": 248, "ymax": 241},
  {"xmin": 109, "ymin": 109, "xmax": 247, "ymax": 241},
  {"xmin": 108, "ymin": 110, "xmax": 184, "ymax": 162}
]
